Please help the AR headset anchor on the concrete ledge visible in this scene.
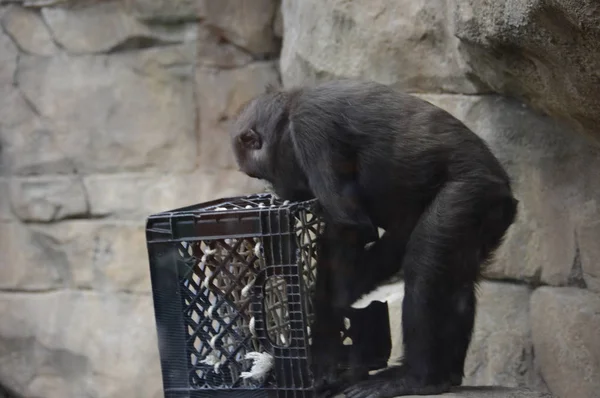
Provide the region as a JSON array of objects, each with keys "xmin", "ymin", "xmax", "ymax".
[
  {"xmin": 335, "ymin": 386, "xmax": 553, "ymax": 398},
  {"xmin": 402, "ymin": 386, "xmax": 554, "ymax": 397}
]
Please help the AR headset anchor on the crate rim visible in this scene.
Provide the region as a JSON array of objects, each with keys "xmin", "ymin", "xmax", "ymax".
[{"xmin": 145, "ymin": 193, "xmax": 320, "ymax": 221}]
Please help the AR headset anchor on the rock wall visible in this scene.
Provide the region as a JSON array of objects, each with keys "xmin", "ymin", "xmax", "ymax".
[
  {"xmin": 0, "ymin": 1, "xmax": 276, "ymax": 397},
  {"xmin": 0, "ymin": 0, "xmax": 598, "ymax": 398}
]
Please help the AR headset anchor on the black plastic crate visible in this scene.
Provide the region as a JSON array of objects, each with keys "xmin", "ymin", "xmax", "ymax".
[{"xmin": 146, "ymin": 193, "xmax": 392, "ymax": 398}]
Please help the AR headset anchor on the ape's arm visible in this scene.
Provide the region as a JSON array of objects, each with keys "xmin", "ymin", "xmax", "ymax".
[{"xmin": 289, "ymin": 119, "xmax": 373, "ymax": 231}]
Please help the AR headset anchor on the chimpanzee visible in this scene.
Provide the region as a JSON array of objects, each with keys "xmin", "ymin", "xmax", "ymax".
[{"xmin": 230, "ymin": 80, "xmax": 518, "ymax": 398}]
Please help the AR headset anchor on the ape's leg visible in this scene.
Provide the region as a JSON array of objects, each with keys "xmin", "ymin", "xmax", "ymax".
[
  {"xmin": 446, "ymin": 285, "xmax": 476, "ymax": 386},
  {"xmin": 331, "ymin": 217, "xmax": 420, "ymax": 309},
  {"xmin": 447, "ymin": 189, "xmax": 517, "ymax": 386},
  {"xmin": 366, "ymin": 285, "xmax": 475, "ymax": 387},
  {"xmin": 311, "ymin": 223, "xmax": 378, "ymax": 397},
  {"xmin": 344, "ymin": 180, "xmax": 517, "ymax": 398}
]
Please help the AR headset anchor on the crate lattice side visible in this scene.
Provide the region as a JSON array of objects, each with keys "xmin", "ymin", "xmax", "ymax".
[{"xmin": 173, "ymin": 196, "xmax": 327, "ymax": 391}]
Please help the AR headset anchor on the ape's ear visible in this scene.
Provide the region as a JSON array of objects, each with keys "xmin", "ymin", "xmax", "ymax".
[{"xmin": 238, "ymin": 129, "xmax": 262, "ymax": 150}]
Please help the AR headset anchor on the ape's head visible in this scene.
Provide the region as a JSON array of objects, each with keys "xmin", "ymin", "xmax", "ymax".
[{"xmin": 230, "ymin": 89, "xmax": 313, "ymax": 202}]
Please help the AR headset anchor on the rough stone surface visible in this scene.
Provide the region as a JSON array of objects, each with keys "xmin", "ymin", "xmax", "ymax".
[
  {"xmin": 353, "ymin": 281, "xmax": 539, "ymax": 388},
  {"xmin": 0, "ymin": 0, "xmax": 66, "ymax": 5},
  {"xmin": 0, "ymin": 23, "xmax": 62, "ymax": 176},
  {"xmin": 464, "ymin": 283, "xmax": 538, "ymax": 388},
  {"xmin": 0, "ymin": 221, "xmax": 151, "ymax": 293},
  {"xmin": 32, "ymin": 221, "xmax": 152, "ymax": 293},
  {"xmin": 280, "ymin": 0, "xmax": 481, "ymax": 93},
  {"xmin": 0, "ymin": 115, "xmax": 78, "ymax": 176},
  {"xmin": 0, "ymin": 180, "xmax": 11, "ymax": 221},
  {"xmin": 0, "ymin": 6, "xmax": 59, "ymax": 55},
  {"xmin": 125, "ymin": 0, "xmax": 201, "ymax": 23},
  {"xmin": 13, "ymin": 47, "xmax": 197, "ymax": 174},
  {"xmin": 417, "ymin": 94, "xmax": 600, "ymax": 286},
  {"xmin": 531, "ymin": 287, "xmax": 600, "ymax": 398},
  {"xmin": 578, "ymin": 220, "xmax": 600, "ymax": 293},
  {"xmin": 196, "ymin": 24, "xmax": 253, "ymax": 69},
  {"xmin": 83, "ymin": 171, "xmax": 265, "ymax": 220},
  {"xmin": 196, "ymin": 61, "xmax": 280, "ymax": 170},
  {"xmin": 403, "ymin": 387, "xmax": 554, "ymax": 398},
  {"xmin": 0, "ymin": 291, "xmax": 162, "ymax": 398},
  {"xmin": 0, "ymin": 16, "xmax": 18, "ymax": 90},
  {"xmin": 453, "ymin": 0, "xmax": 600, "ymax": 143},
  {"xmin": 10, "ymin": 176, "xmax": 88, "ymax": 222},
  {"xmin": 41, "ymin": 1, "xmax": 196, "ymax": 54},
  {"xmin": 336, "ymin": 386, "xmax": 555, "ymax": 398},
  {"xmin": 0, "ymin": 222, "xmax": 66, "ymax": 291},
  {"xmin": 204, "ymin": 0, "xmax": 280, "ymax": 56}
]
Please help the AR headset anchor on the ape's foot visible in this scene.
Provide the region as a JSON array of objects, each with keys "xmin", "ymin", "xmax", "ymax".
[
  {"xmin": 343, "ymin": 375, "xmax": 450, "ymax": 398},
  {"xmin": 315, "ymin": 366, "xmax": 370, "ymax": 398}
]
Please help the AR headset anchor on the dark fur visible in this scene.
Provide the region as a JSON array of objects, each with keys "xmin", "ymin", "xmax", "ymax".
[{"xmin": 231, "ymin": 80, "xmax": 518, "ymax": 398}]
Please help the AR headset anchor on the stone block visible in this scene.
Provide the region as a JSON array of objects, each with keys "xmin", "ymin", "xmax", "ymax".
[
  {"xmin": 204, "ymin": 0, "xmax": 279, "ymax": 56},
  {"xmin": 463, "ymin": 283, "xmax": 537, "ymax": 388},
  {"xmin": 578, "ymin": 220, "xmax": 600, "ymax": 293},
  {"xmin": 405, "ymin": 387, "xmax": 553, "ymax": 398},
  {"xmin": 196, "ymin": 24, "xmax": 253, "ymax": 69},
  {"xmin": 0, "ymin": 179, "xmax": 11, "ymax": 221},
  {"xmin": 0, "ymin": 5, "xmax": 59, "ymax": 56},
  {"xmin": 125, "ymin": 0, "xmax": 202, "ymax": 23},
  {"xmin": 280, "ymin": 0, "xmax": 480, "ymax": 92},
  {"xmin": 453, "ymin": 0, "xmax": 600, "ymax": 144},
  {"xmin": 0, "ymin": 115, "xmax": 78, "ymax": 176},
  {"xmin": 9, "ymin": 176, "xmax": 88, "ymax": 222},
  {"xmin": 28, "ymin": 221, "xmax": 152, "ymax": 293},
  {"xmin": 41, "ymin": 1, "xmax": 196, "ymax": 54},
  {"xmin": 0, "ymin": 222, "xmax": 66, "ymax": 291},
  {"xmin": 83, "ymin": 170, "xmax": 265, "ymax": 221},
  {"xmin": 0, "ymin": 16, "xmax": 17, "ymax": 89},
  {"xmin": 531, "ymin": 287, "xmax": 600, "ymax": 398},
  {"xmin": 13, "ymin": 47, "xmax": 197, "ymax": 174},
  {"xmin": 0, "ymin": 291, "xmax": 162, "ymax": 398},
  {"xmin": 418, "ymin": 94, "xmax": 600, "ymax": 286},
  {"xmin": 0, "ymin": 220, "xmax": 152, "ymax": 293}
]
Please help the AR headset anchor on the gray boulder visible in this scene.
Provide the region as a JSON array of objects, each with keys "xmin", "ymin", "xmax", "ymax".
[{"xmin": 453, "ymin": 0, "xmax": 600, "ymax": 143}]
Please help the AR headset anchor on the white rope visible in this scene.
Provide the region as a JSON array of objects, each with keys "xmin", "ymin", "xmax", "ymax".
[
  {"xmin": 209, "ymin": 335, "xmax": 218, "ymax": 350},
  {"xmin": 241, "ymin": 352, "xmax": 274, "ymax": 381},
  {"xmin": 201, "ymin": 274, "xmax": 211, "ymax": 288},
  {"xmin": 200, "ymin": 248, "xmax": 217, "ymax": 263},
  {"xmin": 200, "ymin": 352, "xmax": 219, "ymax": 366},
  {"xmin": 241, "ymin": 278, "xmax": 256, "ymax": 298},
  {"xmin": 207, "ymin": 304, "xmax": 215, "ymax": 319},
  {"xmin": 200, "ymin": 352, "xmax": 223, "ymax": 374},
  {"xmin": 253, "ymin": 242, "xmax": 262, "ymax": 258}
]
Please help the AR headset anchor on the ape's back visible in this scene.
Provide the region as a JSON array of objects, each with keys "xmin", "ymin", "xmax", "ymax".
[{"xmin": 290, "ymin": 80, "xmax": 510, "ymax": 203}]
